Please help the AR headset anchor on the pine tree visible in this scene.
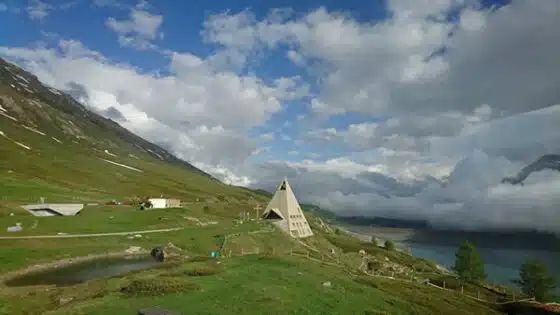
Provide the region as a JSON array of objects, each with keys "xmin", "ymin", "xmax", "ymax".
[
  {"xmin": 514, "ymin": 259, "xmax": 556, "ymax": 302},
  {"xmin": 453, "ymin": 241, "xmax": 486, "ymax": 283}
]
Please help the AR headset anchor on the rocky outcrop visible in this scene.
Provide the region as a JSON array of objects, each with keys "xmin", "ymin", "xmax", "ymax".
[
  {"xmin": 151, "ymin": 247, "xmax": 165, "ymax": 262},
  {"xmin": 502, "ymin": 154, "xmax": 560, "ymax": 185}
]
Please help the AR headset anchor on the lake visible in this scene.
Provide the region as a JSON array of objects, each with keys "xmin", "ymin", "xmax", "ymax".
[
  {"xmin": 5, "ymin": 256, "xmax": 160, "ymax": 287},
  {"xmin": 340, "ymin": 224, "xmax": 560, "ymax": 289}
]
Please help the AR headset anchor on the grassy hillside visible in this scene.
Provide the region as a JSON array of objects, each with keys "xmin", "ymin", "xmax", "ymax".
[{"xmin": 0, "ymin": 58, "xmax": 270, "ymax": 216}]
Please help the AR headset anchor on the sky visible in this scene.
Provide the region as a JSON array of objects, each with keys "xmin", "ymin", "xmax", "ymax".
[{"xmin": 1, "ymin": 0, "xmax": 559, "ymax": 234}]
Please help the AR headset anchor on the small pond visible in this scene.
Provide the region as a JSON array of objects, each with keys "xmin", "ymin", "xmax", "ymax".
[{"xmin": 5, "ymin": 256, "xmax": 160, "ymax": 287}]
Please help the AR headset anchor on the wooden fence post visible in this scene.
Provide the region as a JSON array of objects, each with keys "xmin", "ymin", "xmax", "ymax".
[
  {"xmin": 443, "ymin": 281, "xmax": 446, "ymax": 289},
  {"xmin": 241, "ymin": 248, "xmax": 244, "ymax": 256},
  {"xmin": 307, "ymin": 251, "xmax": 310, "ymax": 259}
]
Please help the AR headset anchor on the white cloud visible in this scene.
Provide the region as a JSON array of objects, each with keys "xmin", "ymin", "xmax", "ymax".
[
  {"xmin": 92, "ymin": 0, "xmax": 125, "ymax": 9},
  {"xmin": 287, "ymin": 50, "xmax": 304, "ymax": 66},
  {"xmin": 26, "ymin": 0, "xmax": 77, "ymax": 21},
  {"xmin": 259, "ymin": 132, "xmax": 274, "ymax": 141},
  {"xmin": 305, "ymin": 104, "xmax": 493, "ymax": 153},
  {"xmin": 280, "ymin": 134, "xmax": 291, "ymax": 141},
  {"xmin": 0, "ymin": 2, "xmax": 8, "ymax": 11},
  {"xmin": 203, "ymin": 1, "xmax": 560, "ymax": 119},
  {"xmin": 136, "ymin": 0, "xmax": 149, "ymax": 10},
  {"xmin": 308, "ymin": 153, "xmax": 320, "ymax": 159},
  {"xmin": 27, "ymin": 0, "xmax": 50, "ymax": 20},
  {"xmin": 106, "ymin": 6, "xmax": 163, "ymax": 50}
]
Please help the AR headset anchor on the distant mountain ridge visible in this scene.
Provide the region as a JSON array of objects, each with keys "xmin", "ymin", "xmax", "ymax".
[
  {"xmin": 502, "ymin": 154, "xmax": 560, "ymax": 185},
  {"xmin": 0, "ymin": 57, "xmax": 214, "ymax": 180}
]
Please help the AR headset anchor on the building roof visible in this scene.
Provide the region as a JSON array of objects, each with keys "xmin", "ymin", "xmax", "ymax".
[{"xmin": 22, "ymin": 204, "xmax": 84, "ymax": 216}]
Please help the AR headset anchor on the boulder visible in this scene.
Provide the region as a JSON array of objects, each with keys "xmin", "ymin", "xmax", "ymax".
[
  {"xmin": 58, "ymin": 297, "xmax": 74, "ymax": 305},
  {"xmin": 151, "ymin": 247, "xmax": 165, "ymax": 262}
]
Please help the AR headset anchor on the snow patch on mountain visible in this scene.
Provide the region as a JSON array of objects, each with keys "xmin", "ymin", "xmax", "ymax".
[
  {"xmin": 100, "ymin": 158, "xmax": 143, "ymax": 172},
  {"xmin": 22, "ymin": 125, "xmax": 46, "ymax": 136}
]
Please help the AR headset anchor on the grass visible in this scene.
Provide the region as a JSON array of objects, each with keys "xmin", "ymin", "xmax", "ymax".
[
  {"xmin": 324, "ymin": 232, "xmax": 441, "ymax": 274},
  {"xmin": 0, "ymin": 204, "xmax": 264, "ymax": 274},
  {"xmin": 120, "ymin": 277, "xmax": 199, "ymax": 296},
  {"xmin": 0, "ymin": 255, "xmax": 504, "ymax": 315}
]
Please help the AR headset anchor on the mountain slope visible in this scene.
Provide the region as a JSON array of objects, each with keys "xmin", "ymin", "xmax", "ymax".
[
  {"xmin": 502, "ymin": 154, "xmax": 560, "ymax": 185},
  {"xmin": 0, "ymin": 57, "xmax": 262, "ymax": 208}
]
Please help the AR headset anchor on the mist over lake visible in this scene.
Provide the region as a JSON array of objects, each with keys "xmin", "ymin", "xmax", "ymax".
[{"xmin": 340, "ymin": 224, "xmax": 560, "ymax": 290}]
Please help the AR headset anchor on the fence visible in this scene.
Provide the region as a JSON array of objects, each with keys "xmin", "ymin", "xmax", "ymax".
[{"xmin": 220, "ymin": 242, "xmax": 534, "ymax": 307}]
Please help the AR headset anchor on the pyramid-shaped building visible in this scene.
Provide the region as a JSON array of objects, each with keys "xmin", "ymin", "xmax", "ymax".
[{"xmin": 262, "ymin": 178, "xmax": 313, "ymax": 238}]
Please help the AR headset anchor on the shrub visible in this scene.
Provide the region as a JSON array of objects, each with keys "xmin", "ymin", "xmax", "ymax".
[
  {"xmin": 121, "ymin": 277, "xmax": 198, "ymax": 296},
  {"xmin": 384, "ymin": 240, "xmax": 396, "ymax": 251}
]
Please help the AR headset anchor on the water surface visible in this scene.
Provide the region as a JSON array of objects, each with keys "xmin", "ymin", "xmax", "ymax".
[
  {"xmin": 341, "ymin": 225, "xmax": 560, "ymax": 290},
  {"xmin": 5, "ymin": 256, "xmax": 159, "ymax": 287}
]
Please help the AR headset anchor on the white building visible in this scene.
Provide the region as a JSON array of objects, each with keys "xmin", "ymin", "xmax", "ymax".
[
  {"xmin": 262, "ymin": 178, "xmax": 313, "ymax": 238},
  {"xmin": 148, "ymin": 198, "xmax": 181, "ymax": 209},
  {"xmin": 21, "ymin": 204, "xmax": 84, "ymax": 216}
]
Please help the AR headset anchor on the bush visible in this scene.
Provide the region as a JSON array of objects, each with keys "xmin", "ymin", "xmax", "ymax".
[
  {"xmin": 384, "ymin": 240, "xmax": 396, "ymax": 251},
  {"xmin": 121, "ymin": 277, "xmax": 198, "ymax": 296}
]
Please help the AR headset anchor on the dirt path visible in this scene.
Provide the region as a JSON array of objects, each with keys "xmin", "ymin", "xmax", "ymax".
[{"xmin": 0, "ymin": 227, "xmax": 183, "ymax": 240}]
